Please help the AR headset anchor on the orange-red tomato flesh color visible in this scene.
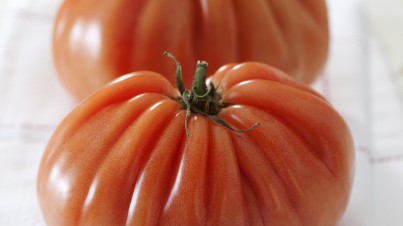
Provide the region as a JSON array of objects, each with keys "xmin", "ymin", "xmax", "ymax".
[
  {"xmin": 37, "ymin": 61, "xmax": 354, "ymax": 226},
  {"xmin": 53, "ymin": 0, "xmax": 329, "ymax": 100}
]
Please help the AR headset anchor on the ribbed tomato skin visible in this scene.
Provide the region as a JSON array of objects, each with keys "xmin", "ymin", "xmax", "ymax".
[
  {"xmin": 37, "ymin": 62, "xmax": 354, "ymax": 226},
  {"xmin": 53, "ymin": 0, "xmax": 329, "ymax": 100}
]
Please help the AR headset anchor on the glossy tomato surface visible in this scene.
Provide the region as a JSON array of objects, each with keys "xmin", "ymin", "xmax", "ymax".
[
  {"xmin": 53, "ymin": 0, "xmax": 329, "ymax": 100},
  {"xmin": 37, "ymin": 62, "xmax": 354, "ymax": 226}
]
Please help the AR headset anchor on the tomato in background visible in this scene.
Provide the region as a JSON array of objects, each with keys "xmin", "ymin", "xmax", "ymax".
[
  {"xmin": 37, "ymin": 58, "xmax": 354, "ymax": 225},
  {"xmin": 53, "ymin": 0, "xmax": 329, "ymax": 100}
]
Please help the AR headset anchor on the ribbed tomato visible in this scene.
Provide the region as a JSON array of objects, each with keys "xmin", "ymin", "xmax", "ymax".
[
  {"xmin": 37, "ymin": 57, "xmax": 354, "ymax": 226},
  {"xmin": 53, "ymin": 0, "xmax": 329, "ymax": 100}
]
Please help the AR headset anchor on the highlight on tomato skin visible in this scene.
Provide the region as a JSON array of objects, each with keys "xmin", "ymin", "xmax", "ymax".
[
  {"xmin": 52, "ymin": 0, "xmax": 329, "ymax": 100},
  {"xmin": 37, "ymin": 59, "xmax": 354, "ymax": 226}
]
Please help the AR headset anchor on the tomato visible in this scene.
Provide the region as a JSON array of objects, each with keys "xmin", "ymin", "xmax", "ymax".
[
  {"xmin": 53, "ymin": 0, "xmax": 329, "ymax": 100},
  {"xmin": 37, "ymin": 55, "xmax": 354, "ymax": 226}
]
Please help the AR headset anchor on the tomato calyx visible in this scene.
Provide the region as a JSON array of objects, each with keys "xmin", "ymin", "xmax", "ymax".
[{"xmin": 164, "ymin": 52, "xmax": 259, "ymax": 137}]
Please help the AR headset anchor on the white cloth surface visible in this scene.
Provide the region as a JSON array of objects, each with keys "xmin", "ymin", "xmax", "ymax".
[
  {"xmin": 366, "ymin": 0, "xmax": 403, "ymax": 107},
  {"xmin": 0, "ymin": 0, "xmax": 402, "ymax": 225}
]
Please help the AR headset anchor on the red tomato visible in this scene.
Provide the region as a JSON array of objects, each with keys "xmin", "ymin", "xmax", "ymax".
[
  {"xmin": 37, "ymin": 58, "xmax": 354, "ymax": 226},
  {"xmin": 53, "ymin": 0, "xmax": 329, "ymax": 100}
]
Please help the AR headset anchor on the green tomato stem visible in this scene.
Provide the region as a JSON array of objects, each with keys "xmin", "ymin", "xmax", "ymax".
[
  {"xmin": 163, "ymin": 51, "xmax": 185, "ymax": 95},
  {"xmin": 192, "ymin": 61, "xmax": 208, "ymax": 96},
  {"xmin": 163, "ymin": 52, "xmax": 259, "ymax": 137}
]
